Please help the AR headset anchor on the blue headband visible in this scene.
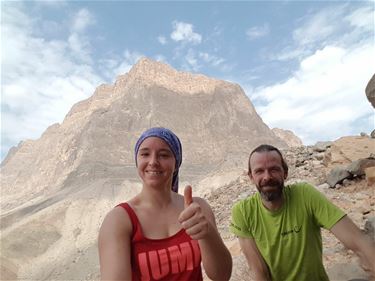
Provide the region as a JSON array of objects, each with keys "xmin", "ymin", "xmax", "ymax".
[{"xmin": 135, "ymin": 127, "xmax": 182, "ymax": 193}]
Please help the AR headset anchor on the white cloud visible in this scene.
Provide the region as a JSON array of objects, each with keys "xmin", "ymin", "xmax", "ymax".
[
  {"xmin": 67, "ymin": 8, "xmax": 96, "ymax": 63},
  {"xmin": 246, "ymin": 24, "xmax": 269, "ymax": 40},
  {"xmin": 198, "ymin": 52, "xmax": 234, "ymax": 72},
  {"xmin": 71, "ymin": 8, "xmax": 95, "ymax": 33},
  {"xmin": 199, "ymin": 52, "xmax": 224, "ymax": 67},
  {"xmin": 253, "ymin": 43, "xmax": 374, "ymax": 144},
  {"xmin": 344, "ymin": 5, "xmax": 373, "ymax": 30},
  {"xmin": 170, "ymin": 21, "xmax": 202, "ymax": 44},
  {"xmin": 68, "ymin": 33, "xmax": 92, "ymax": 63},
  {"xmin": 184, "ymin": 49, "xmax": 200, "ymax": 71},
  {"xmin": 154, "ymin": 54, "xmax": 167, "ymax": 63},
  {"xmin": 272, "ymin": 4, "xmax": 373, "ymax": 66},
  {"xmin": 1, "ymin": 3, "xmax": 102, "ymax": 159},
  {"xmin": 293, "ymin": 7, "xmax": 341, "ymax": 46},
  {"xmin": 158, "ymin": 35, "xmax": 167, "ymax": 45}
]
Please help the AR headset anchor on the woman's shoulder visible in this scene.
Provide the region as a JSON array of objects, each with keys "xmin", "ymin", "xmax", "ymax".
[{"xmin": 99, "ymin": 204, "xmax": 133, "ymax": 239}]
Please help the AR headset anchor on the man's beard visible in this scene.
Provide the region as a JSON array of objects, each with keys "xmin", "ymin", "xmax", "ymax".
[{"xmin": 256, "ymin": 179, "xmax": 284, "ymax": 202}]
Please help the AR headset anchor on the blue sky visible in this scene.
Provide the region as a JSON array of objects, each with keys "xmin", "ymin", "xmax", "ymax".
[{"xmin": 1, "ymin": 1, "xmax": 374, "ymax": 160}]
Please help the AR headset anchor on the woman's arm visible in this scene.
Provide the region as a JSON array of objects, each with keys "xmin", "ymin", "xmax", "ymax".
[
  {"xmin": 238, "ymin": 237, "xmax": 271, "ymax": 281},
  {"xmin": 179, "ymin": 186, "xmax": 232, "ymax": 281},
  {"xmin": 98, "ymin": 207, "xmax": 132, "ymax": 281}
]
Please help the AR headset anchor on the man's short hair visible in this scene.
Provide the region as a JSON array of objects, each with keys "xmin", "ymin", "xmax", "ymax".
[{"xmin": 248, "ymin": 144, "xmax": 288, "ymax": 175}]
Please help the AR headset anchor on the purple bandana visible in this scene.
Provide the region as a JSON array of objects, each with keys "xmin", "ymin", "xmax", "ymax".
[{"xmin": 135, "ymin": 127, "xmax": 182, "ymax": 192}]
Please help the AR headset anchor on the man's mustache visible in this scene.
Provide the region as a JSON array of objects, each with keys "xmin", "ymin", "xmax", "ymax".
[{"xmin": 259, "ymin": 179, "xmax": 281, "ymax": 188}]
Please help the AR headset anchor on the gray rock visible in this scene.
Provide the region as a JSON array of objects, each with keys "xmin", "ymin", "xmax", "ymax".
[
  {"xmin": 313, "ymin": 141, "xmax": 333, "ymax": 152},
  {"xmin": 364, "ymin": 216, "xmax": 375, "ymax": 240},
  {"xmin": 347, "ymin": 158, "xmax": 375, "ymax": 176},
  {"xmin": 359, "ymin": 132, "xmax": 368, "ymax": 137},
  {"xmin": 335, "ymin": 184, "xmax": 343, "ymax": 189},
  {"xmin": 316, "ymin": 183, "xmax": 330, "ymax": 192},
  {"xmin": 371, "ymin": 129, "xmax": 375, "ymax": 139},
  {"xmin": 365, "ymin": 73, "xmax": 375, "ymax": 108},
  {"xmin": 314, "ymin": 153, "xmax": 325, "ymax": 161},
  {"xmin": 342, "ymin": 179, "xmax": 350, "ymax": 187},
  {"xmin": 326, "ymin": 167, "xmax": 351, "ymax": 188}
]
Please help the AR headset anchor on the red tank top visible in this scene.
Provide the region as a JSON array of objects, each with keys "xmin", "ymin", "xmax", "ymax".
[{"xmin": 117, "ymin": 203, "xmax": 203, "ymax": 281}]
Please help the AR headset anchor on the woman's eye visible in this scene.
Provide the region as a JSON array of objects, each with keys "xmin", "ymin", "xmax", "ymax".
[{"xmin": 159, "ymin": 154, "xmax": 170, "ymax": 158}]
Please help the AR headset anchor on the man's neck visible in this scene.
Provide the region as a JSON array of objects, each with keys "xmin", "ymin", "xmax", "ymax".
[{"xmin": 262, "ymin": 195, "xmax": 284, "ymax": 211}]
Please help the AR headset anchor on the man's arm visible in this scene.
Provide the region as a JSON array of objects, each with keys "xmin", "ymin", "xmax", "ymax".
[
  {"xmin": 330, "ymin": 215, "xmax": 375, "ymax": 279},
  {"xmin": 238, "ymin": 237, "xmax": 271, "ymax": 281}
]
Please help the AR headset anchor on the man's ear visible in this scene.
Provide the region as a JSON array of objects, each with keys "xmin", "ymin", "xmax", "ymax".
[{"xmin": 248, "ymin": 172, "xmax": 254, "ymax": 182}]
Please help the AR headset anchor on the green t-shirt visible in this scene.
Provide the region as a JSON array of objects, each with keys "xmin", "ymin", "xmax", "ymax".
[{"xmin": 230, "ymin": 183, "xmax": 345, "ymax": 281}]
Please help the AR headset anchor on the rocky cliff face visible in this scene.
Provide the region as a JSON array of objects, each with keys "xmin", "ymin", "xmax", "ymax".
[
  {"xmin": 1, "ymin": 58, "xmax": 286, "ymax": 210},
  {"xmin": 1, "ymin": 57, "xmax": 286, "ymax": 280}
]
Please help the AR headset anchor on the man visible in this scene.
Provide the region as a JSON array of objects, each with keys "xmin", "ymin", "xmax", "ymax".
[{"xmin": 230, "ymin": 144, "xmax": 375, "ymax": 281}]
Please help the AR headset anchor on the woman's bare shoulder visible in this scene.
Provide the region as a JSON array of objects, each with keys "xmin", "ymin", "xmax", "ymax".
[{"xmin": 99, "ymin": 205, "xmax": 133, "ymax": 238}]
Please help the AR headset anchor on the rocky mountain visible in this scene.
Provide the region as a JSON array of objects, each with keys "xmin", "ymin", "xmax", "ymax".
[
  {"xmin": 1, "ymin": 57, "xmax": 287, "ymax": 280},
  {"xmin": 272, "ymin": 127, "xmax": 303, "ymax": 147}
]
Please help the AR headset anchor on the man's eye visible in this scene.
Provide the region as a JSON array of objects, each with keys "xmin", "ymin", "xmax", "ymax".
[{"xmin": 140, "ymin": 153, "xmax": 149, "ymax": 157}]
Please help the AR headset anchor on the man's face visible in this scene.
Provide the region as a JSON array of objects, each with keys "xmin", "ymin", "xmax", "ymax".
[{"xmin": 249, "ymin": 151, "xmax": 287, "ymax": 202}]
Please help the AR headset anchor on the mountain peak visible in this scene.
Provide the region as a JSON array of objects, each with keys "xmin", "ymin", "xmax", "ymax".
[{"xmin": 123, "ymin": 57, "xmax": 230, "ymax": 95}]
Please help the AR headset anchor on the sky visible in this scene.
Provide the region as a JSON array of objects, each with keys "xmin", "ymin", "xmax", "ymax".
[{"xmin": 1, "ymin": 0, "xmax": 374, "ymax": 161}]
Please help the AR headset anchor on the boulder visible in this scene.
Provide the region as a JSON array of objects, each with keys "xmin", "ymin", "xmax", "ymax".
[
  {"xmin": 365, "ymin": 166, "xmax": 375, "ymax": 186},
  {"xmin": 313, "ymin": 141, "xmax": 333, "ymax": 152},
  {"xmin": 347, "ymin": 158, "xmax": 375, "ymax": 176},
  {"xmin": 363, "ymin": 216, "xmax": 375, "ymax": 240},
  {"xmin": 326, "ymin": 167, "xmax": 351, "ymax": 188},
  {"xmin": 365, "ymin": 73, "xmax": 375, "ymax": 108}
]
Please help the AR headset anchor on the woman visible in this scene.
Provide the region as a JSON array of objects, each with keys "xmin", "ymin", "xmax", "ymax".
[{"xmin": 98, "ymin": 127, "xmax": 232, "ymax": 281}]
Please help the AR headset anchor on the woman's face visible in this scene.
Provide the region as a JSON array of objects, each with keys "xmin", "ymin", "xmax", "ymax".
[{"xmin": 136, "ymin": 137, "xmax": 176, "ymax": 188}]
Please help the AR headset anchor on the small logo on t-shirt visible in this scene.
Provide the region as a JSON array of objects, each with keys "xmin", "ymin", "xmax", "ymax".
[
  {"xmin": 230, "ymin": 222, "xmax": 242, "ymax": 231},
  {"xmin": 281, "ymin": 225, "xmax": 302, "ymax": 236}
]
